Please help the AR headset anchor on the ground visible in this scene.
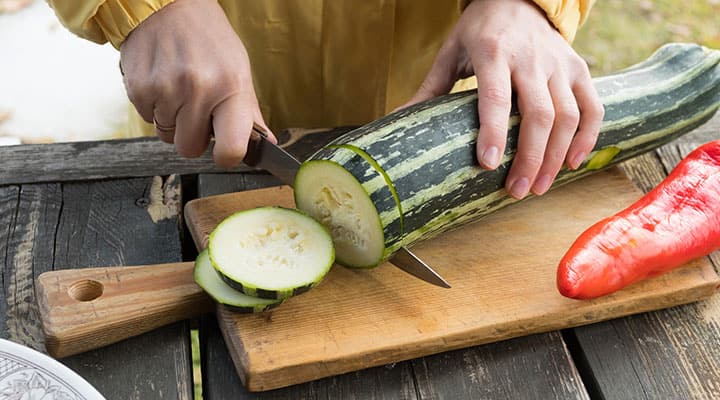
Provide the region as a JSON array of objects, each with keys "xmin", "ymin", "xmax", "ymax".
[{"xmin": 574, "ymin": 0, "xmax": 720, "ymax": 75}]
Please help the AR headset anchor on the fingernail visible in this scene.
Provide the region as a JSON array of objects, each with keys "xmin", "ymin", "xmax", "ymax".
[
  {"xmin": 509, "ymin": 177, "xmax": 530, "ymax": 199},
  {"xmin": 481, "ymin": 146, "xmax": 500, "ymax": 169},
  {"xmin": 570, "ymin": 152, "xmax": 587, "ymax": 170},
  {"xmin": 532, "ymin": 174, "xmax": 552, "ymax": 195}
]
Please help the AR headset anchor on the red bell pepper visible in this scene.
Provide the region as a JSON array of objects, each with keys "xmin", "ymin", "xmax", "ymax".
[{"xmin": 557, "ymin": 139, "xmax": 720, "ymax": 299}]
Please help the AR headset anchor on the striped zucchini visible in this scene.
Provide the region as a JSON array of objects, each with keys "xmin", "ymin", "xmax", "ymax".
[{"xmin": 294, "ymin": 43, "xmax": 720, "ymax": 268}]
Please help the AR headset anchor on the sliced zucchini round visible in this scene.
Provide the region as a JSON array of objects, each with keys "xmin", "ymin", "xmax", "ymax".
[
  {"xmin": 208, "ymin": 206, "xmax": 334, "ymax": 300},
  {"xmin": 193, "ymin": 250, "xmax": 281, "ymax": 312},
  {"xmin": 294, "ymin": 159, "xmax": 386, "ymax": 268}
]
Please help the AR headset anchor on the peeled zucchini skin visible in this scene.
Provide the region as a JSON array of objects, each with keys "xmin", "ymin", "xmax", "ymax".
[{"xmin": 296, "ymin": 43, "xmax": 720, "ymax": 267}]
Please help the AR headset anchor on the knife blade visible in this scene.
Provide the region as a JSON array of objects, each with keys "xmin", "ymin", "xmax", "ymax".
[
  {"xmin": 243, "ymin": 124, "xmax": 451, "ymax": 288},
  {"xmin": 244, "ymin": 124, "xmax": 300, "ymax": 186}
]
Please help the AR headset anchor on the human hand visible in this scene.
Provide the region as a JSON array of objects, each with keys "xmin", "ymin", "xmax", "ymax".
[
  {"xmin": 119, "ymin": 0, "xmax": 273, "ymax": 168},
  {"xmin": 405, "ymin": 0, "xmax": 604, "ymax": 199}
]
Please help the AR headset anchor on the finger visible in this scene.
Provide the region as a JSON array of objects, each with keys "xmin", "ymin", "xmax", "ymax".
[
  {"xmin": 474, "ymin": 59, "xmax": 512, "ymax": 170},
  {"xmin": 174, "ymin": 102, "xmax": 212, "ymax": 158},
  {"xmin": 153, "ymin": 100, "xmax": 179, "ymax": 144},
  {"xmin": 506, "ymin": 72, "xmax": 554, "ymax": 199},
  {"xmin": 123, "ymin": 74, "xmax": 156, "ymax": 124},
  {"xmin": 567, "ymin": 75, "xmax": 604, "ymax": 169},
  {"xmin": 530, "ymin": 74, "xmax": 580, "ymax": 195},
  {"xmin": 402, "ymin": 42, "xmax": 461, "ymax": 109},
  {"xmin": 211, "ymin": 94, "xmax": 256, "ymax": 168}
]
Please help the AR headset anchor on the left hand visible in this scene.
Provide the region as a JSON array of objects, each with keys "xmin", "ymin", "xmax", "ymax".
[{"xmin": 404, "ymin": 0, "xmax": 604, "ymax": 199}]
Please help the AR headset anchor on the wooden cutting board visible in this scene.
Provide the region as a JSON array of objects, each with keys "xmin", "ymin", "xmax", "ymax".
[{"xmin": 184, "ymin": 168, "xmax": 720, "ymax": 392}]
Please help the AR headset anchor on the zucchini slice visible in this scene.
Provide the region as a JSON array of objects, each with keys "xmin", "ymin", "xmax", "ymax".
[
  {"xmin": 193, "ymin": 250, "xmax": 281, "ymax": 312},
  {"xmin": 294, "ymin": 43, "xmax": 720, "ymax": 268},
  {"xmin": 294, "ymin": 159, "xmax": 386, "ymax": 268},
  {"xmin": 208, "ymin": 206, "xmax": 334, "ymax": 300}
]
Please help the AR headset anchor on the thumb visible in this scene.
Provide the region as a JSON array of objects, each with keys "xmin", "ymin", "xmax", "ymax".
[{"xmin": 395, "ymin": 44, "xmax": 460, "ymax": 112}]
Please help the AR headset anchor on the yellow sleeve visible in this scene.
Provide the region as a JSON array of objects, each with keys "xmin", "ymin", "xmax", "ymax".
[
  {"xmin": 530, "ymin": 0, "xmax": 595, "ymax": 42},
  {"xmin": 459, "ymin": 0, "xmax": 595, "ymax": 43},
  {"xmin": 46, "ymin": 0, "xmax": 175, "ymax": 49}
]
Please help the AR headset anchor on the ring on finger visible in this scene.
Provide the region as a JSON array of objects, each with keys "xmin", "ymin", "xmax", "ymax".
[{"xmin": 153, "ymin": 117, "xmax": 176, "ymax": 134}]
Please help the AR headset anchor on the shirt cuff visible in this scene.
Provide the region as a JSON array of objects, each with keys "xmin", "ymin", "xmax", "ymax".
[
  {"xmin": 458, "ymin": 0, "xmax": 591, "ymax": 43},
  {"xmin": 48, "ymin": 0, "xmax": 175, "ymax": 49}
]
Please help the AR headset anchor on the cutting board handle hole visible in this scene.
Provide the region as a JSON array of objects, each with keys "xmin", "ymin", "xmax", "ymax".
[{"xmin": 68, "ymin": 280, "xmax": 104, "ymax": 302}]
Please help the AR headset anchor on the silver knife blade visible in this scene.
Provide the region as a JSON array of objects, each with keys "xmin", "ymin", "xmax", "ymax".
[
  {"xmin": 390, "ymin": 247, "xmax": 451, "ymax": 288},
  {"xmin": 244, "ymin": 124, "xmax": 451, "ymax": 288},
  {"xmin": 244, "ymin": 124, "xmax": 300, "ymax": 186}
]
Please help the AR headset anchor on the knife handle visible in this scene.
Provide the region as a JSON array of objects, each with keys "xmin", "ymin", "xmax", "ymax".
[
  {"xmin": 35, "ymin": 261, "xmax": 214, "ymax": 358},
  {"xmin": 243, "ymin": 124, "xmax": 264, "ymax": 166}
]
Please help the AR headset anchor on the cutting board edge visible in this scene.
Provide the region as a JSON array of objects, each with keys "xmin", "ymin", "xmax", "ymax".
[{"xmin": 232, "ymin": 267, "xmax": 719, "ymax": 392}]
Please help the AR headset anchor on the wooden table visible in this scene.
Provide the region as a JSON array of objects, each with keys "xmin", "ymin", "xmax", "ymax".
[{"xmin": 1, "ymin": 115, "xmax": 719, "ymax": 399}]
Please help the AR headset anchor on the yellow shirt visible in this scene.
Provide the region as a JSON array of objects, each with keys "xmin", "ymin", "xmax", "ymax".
[{"xmin": 47, "ymin": 0, "xmax": 594, "ymax": 136}]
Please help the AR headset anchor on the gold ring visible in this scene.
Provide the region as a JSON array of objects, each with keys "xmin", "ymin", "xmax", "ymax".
[{"xmin": 153, "ymin": 117, "xmax": 176, "ymax": 133}]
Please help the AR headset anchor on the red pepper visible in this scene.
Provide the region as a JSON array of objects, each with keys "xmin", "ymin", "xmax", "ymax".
[{"xmin": 557, "ymin": 139, "xmax": 720, "ymax": 299}]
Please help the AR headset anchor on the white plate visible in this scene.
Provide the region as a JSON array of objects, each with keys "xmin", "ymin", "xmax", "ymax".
[{"xmin": 0, "ymin": 339, "xmax": 105, "ymax": 399}]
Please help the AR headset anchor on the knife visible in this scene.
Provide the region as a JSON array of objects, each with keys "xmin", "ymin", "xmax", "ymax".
[{"xmin": 244, "ymin": 123, "xmax": 451, "ymax": 288}]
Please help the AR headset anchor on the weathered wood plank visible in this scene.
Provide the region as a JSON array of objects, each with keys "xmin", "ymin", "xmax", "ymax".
[
  {"xmin": 200, "ymin": 315, "xmax": 419, "ymax": 400},
  {"xmin": 196, "ymin": 173, "xmax": 588, "ymax": 399},
  {"xmin": 571, "ymin": 137, "xmax": 720, "ymax": 399},
  {"xmin": 3, "ymin": 184, "xmax": 63, "ymax": 351},
  {"xmin": 570, "ymin": 300, "xmax": 720, "ymax": 399},
  {"xmin": 0, "ymin": 185, "xmax": 19, "ymax": 338},
  {"xmin": 57, "ymin": 176, "xmax": 193, "ymax": 399},
  {"xmin": 197, "ymin": 173, "xmax": 282, "ymax": 197},
  {"xmin": 0, "ymin": 177, "xmax": 194, "ymax": 399},
  {"xmin": 411, "ymin": 332, "xmax": 589, "ymax": 400},
  {"xmin": 0, "ymin": 138, "xmax": 225, "ymax": 185},
  {"xmin": 0, "ymin": 127, "xmax": 353, "ymax": 185},
  {"xmin": 682, "ymin": 111, "xmax": 720, "ymax": 144}
]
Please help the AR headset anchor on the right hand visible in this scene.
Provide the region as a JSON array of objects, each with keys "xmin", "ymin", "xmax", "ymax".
[
  {"xmin": 403, "ymin": 0, "xmax": 603, "ymax": 199},
  {"xmin": 119, "ymin": 0, "xmax": 273, "ymax": 168}
]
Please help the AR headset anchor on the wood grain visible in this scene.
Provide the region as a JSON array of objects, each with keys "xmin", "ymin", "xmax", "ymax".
[
  {"xmin": 0, "ymin": 177, "xmax": 195, "ymax": 399},
  {"xmin": 411, "ymin": 331, "xmax": 589, "ymax": 400},
  {"xmin": 36, "ymin": 261, "xmax": 213, "ymax": 358},
  {"xmin": 3, "ymin": 184, "xmax": 63, "ymax": 351},
  {"xmin": 0, "ymin": 186, "xmax": 18, "ymax": 338},
  {"xmin": 196, "ymin": 174, "xmax": 589, "ymax": 400},
  {"xmin": 186, "ymin": 168, "xmax": 719, "ymax": 391},
  {"xmin": 0, "ymin": 127, "xmax": 352, "ymax": 185},
  {"xmin": 200, "ymin": 315, "xmax": 420, "ymax": 400}
]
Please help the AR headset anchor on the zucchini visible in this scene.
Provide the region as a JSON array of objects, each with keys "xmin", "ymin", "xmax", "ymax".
[
  {"xmin": 294, "ymin": 43, "xmax": 720, "ymax": 268},
  {"xmin": 208, "ymin": 207, "xmax": 335, "ymax": 300},
  {"xmin": 194, "ymin": 250, "xmax": 281, "ymax": 312}
]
